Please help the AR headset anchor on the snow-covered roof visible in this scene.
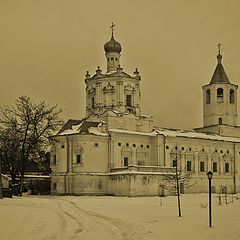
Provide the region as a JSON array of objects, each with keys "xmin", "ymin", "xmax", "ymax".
[
  {"xmin": 109, "ymin": 127, "xmax": 240, "ymax": 143},
  {"xmin": 55, "ymin": 119, "xmax": 108, "ymax": 137},
  {"xmin": 109, "ymin": 129, "xmax": 155, "ymax": 136},
  {"xmin": 154, "ymin": 127, "xmax": 240, "ymax": 143}
]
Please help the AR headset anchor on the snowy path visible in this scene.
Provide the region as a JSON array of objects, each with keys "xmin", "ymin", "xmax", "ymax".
[
  {"xmin": 0, "ymin": 194, "xmax": 240, "ymax": 240},
  {"xmin": 0, "ymin": 196, "xmax": 154, "ymax": 240}
]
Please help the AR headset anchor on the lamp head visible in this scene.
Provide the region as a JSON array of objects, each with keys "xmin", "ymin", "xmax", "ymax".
[{"xmin": 207, "ymin": 171, "xmax": 213, "ymax": 179}]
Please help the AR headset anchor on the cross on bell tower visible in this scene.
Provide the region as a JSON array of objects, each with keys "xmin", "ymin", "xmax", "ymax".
[
  {"xmin": 110, "ymin": 22, "xmax": 115, "ymax": 37},
  {"xmin": 217, "ymin": 43, "xmax": 221, "ymax": 55}
]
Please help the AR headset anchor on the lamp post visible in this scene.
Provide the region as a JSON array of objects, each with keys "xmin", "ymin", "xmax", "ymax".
[{"xmin": 207, "ymin": 171, "xmax": 213, "ymax": 227}]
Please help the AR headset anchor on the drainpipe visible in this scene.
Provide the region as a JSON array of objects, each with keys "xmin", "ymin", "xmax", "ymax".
[
  {"xmin": 163, "ymin": 135, "xmax": 166, "ymax": 166},
  {"xmin": 108, "ymin": 133, "xmax": 112, "ymax": 171},
  {"xmin": 233, "ymin": 143, "xmax": 236, "ymax": 194},
  {"xmin": 65, "ymin": 134, "xmax": 70, "ymax": 195}
]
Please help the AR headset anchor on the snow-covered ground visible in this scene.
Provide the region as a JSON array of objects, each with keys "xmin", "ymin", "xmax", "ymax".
[{"xmin": 0, "ymin": 194, "xmax": 239, "ymax": 240}]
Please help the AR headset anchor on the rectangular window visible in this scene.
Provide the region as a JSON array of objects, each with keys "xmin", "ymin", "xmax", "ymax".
[
  {"xmin": 126, "ymin": 95, "xmax": 132, "ymax": 107},
  {"xmin": 124, "ymin": 157, "xmax": 128, "ymax": 166},
  {"xmin": 225, "ymin": 163, "xmax": 229, "ymax": 173},
  {"xmin": 172, "ymin": 160, "xmax": 177, "ymax": 168},
  {"xmin": 92, "ymin": 97, "xmax": 95, "ymax": 108},
  {"xmin": 53, "ymin": 155, "xmax": 57, "ymax": 165},
  {"xmin": 200, "ymin": 161, "xmax": 205, "ymax": 172},
  {"xmin": 187, "ymin": 161, "xmax": 191, "ymax": 171},
  {"xmin": 213, "ymin": 162, "xmax": 218, "ymax": 172},
  {"xmin": 76, "ymin": 154, "xmax": 81, "ymax": 164}
]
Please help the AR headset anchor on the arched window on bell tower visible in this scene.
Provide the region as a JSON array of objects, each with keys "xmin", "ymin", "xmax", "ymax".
[
  {"xmin": 219, "ymin": 117, "xmax": 222, "ymax": 125},
  {"xmin": 206, "ymin": 89, "xmax": 211, "ymax": 104},
  {"xmin": 217, "ymin": 88, "xmax": 224, "ymax": 103},
  {"xmin": 230, "ymin": 89, "xmax": 235, "ymax": 103}
]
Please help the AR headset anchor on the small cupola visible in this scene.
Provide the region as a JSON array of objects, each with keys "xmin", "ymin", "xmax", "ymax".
[{"xmin": 104, "ymin": 23, "xmax": 122, "ymax": 72}]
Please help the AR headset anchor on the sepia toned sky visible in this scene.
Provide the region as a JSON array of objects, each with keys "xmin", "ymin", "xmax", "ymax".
[{"xmin": 1, "ymin": 0, "xmax": 240, "ymax": 129}]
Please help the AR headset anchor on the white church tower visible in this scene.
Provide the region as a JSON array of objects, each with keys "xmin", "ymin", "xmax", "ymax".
[{"xmin": 84, "ymin": 24, "xmax": 153, "ymax": 132}]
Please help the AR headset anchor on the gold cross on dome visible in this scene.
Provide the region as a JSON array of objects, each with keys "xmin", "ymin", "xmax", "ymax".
[{"xmin": 110, "ymin": 23, "xmax": 115, "ymax": 37}]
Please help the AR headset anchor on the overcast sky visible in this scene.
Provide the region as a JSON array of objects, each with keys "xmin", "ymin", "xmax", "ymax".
[{"xmin": 1, "ymin": 0, "xmax": 240, "ymax": 129}]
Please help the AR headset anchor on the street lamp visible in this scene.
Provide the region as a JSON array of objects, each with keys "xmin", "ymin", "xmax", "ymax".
[{"xmin": 207, "ymin": 171, "xmax": 213, "ymax": 227}]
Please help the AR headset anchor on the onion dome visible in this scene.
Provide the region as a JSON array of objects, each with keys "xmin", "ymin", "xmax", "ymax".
[{"xmin": 104, "ymin": 36, "xmax": 122, "ymax": 53}]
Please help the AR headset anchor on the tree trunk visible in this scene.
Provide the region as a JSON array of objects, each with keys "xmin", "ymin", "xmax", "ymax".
[
  {"xmin": 175, "ymin": 156, "xmax": 181, "ymax": 217},
  {"xmin": 0, "ymin": 156, "xmax": 3, "ymax": 199}
]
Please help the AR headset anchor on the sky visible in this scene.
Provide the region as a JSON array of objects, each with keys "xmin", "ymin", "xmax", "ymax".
[{"xmin": 1, "ymin": 0, "xmax": 240, "ymax": 129}]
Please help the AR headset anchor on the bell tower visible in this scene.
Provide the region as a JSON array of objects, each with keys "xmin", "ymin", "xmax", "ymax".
[{"xmin": 202, "ymin": 44, "xmax": 238, "ymax": 127}]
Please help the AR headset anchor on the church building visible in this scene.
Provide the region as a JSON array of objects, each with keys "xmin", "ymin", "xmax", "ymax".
[{"xmin": 50, "ymin": 27, "xmax": 240, "ymax": 196}]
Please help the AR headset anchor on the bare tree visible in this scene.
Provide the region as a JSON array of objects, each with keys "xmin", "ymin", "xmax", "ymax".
[
  {"xmin": 0, "ymin": 96, "xmax": 62, "ymax": 193},
  {"xmin": 0, "ymin": 127, "xmax": 22, "ymax": 184},
  {"xmin": 163, "ymin": 148, "xmax": 196, "ymax": 217}
]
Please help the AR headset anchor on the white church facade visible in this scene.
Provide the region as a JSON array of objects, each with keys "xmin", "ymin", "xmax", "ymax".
[{"xmin": 50, "ymin": 29, "xmax": 240, "ymax": 196}]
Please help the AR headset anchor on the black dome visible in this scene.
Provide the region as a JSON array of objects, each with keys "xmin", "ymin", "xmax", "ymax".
[{"xmin": 104, "ymin": 36, "xmax": 122, "ymax": 53}]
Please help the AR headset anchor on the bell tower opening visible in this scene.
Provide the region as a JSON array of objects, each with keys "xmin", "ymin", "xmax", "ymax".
[
  {"xmin": 217, "ymin": 88, "xmax": 224, "ymax": 103},
  {"xmin": 230, "ymin": 89, "xmax": 235, "ymax": 103},
  {"xmin": 219, "ymin": 117, "xmax": 222, "ymax": 125},
  {"xmin": 206, "ymin": 89, "xmax": 211, "ymax": 104}
]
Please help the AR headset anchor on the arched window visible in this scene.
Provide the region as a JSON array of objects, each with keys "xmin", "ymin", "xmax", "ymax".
[
  {"xmin": 170, "ymin": 147, "xmax": 182, "ymax": 170},
  {"xmin": 206, "ymin": 89, "xmax": 211, "ymax": 104},
  {"xmin": 211, "ymin": 152, "xmax": 220, "ymax": 173},
  {"xmin": 121, "ymin": 146, "xmax": 132, "ymax": 167},
  {"xmin": 230, "ymin": 89, "xmax": 235, "ymax": 103},
  {"xmin": 198, "ymin": 150, "xmax": 208, "ymax": 172},
  {"xmin": 185, "ymin": 150, "xmax": 195, "ymax": 172},
  {"xmin": 223, "ymin": 152, "xmax": 232, "ymax": 174},
  {"xmin": 219, "ymin": 117, "xmax": 222, "ymax": 125},
  {"xmin": 217, "ymin": 88, "xmax": 224, "ymax": 103}
]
